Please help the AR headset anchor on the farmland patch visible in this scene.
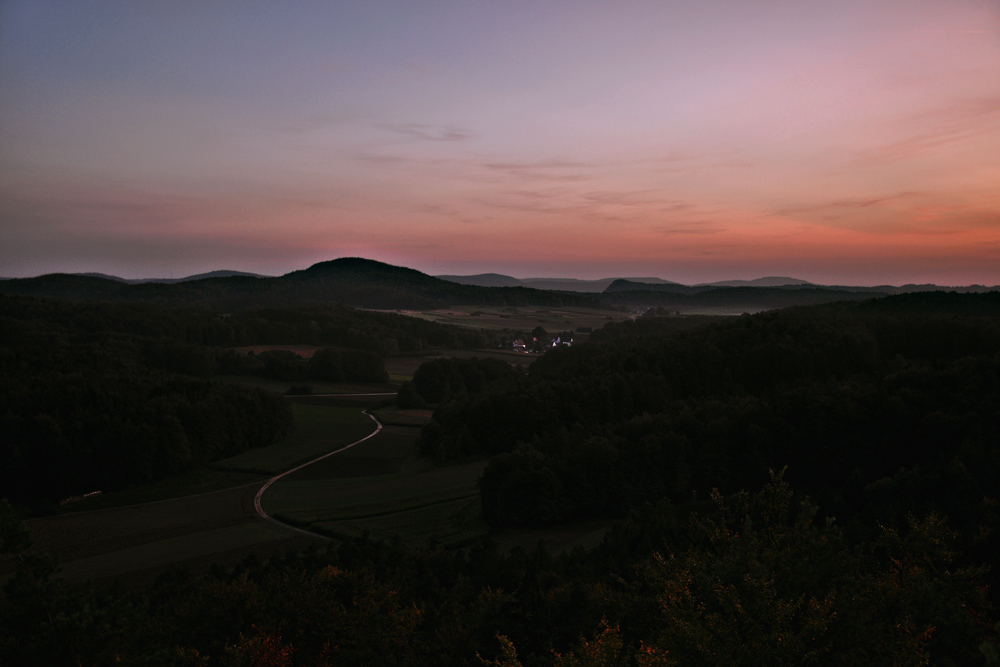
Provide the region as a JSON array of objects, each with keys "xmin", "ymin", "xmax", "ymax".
[
  {"xmin": 212, "ymin": 404, "xmax": 376, "ymax": 474},
  {"xmin": 263, "ymin": 457, "xmax": 488, "ymax": 549}
]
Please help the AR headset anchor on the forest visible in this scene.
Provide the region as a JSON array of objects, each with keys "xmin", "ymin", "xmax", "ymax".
[
  {"xmin": 0, "ymin": 294, "xmax": 484, "ymax": 509},
  {"xmin": 2, "ymin": 291, "xmax": 999, "ymax": 665}
]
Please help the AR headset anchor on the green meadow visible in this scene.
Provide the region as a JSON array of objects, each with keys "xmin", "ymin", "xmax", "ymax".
[
  {"xmin": 370, "ymin": 405, "xmax": 434, "ymax": 427},
  {"xmin": 263, "ymin": 458, "xmax": 490, "ymax": 549},
  {"xmin": 404, "ymin": 304, "xmax": 630, "ymax": 333},
  {"xmin": 212, "ymin": 404, "xmax": 377, "ymax": 475}
]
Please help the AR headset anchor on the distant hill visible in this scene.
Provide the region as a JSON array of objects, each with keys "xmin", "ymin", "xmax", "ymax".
[
  {"xmin": 438, "ymin": 274, "xmax": 682, "ymax": 292},
  {"xmin": 436, "ymin": 273, "xmax": 525, "ymax": 287},
  {"xmin": 701, "ymin": 276, "xmax": 812, "ymax": 287},
  {"xmin": 600, "ymin": 278, "xmax": 1000, "ymax": 312},
  {"xmin": 72, "ymin": 269, "xmax": 268, "ymax": 284},
  {"xmin": 1, "ymin": 258, "xmax": 602, "ymax": 310},
  {"xmin": 73, "ymin": 272, "xmax": 132, "ymax": 283},
  {"xmin": 603, "ymin": 285, "xmax": 891, "ymax": 311},
  {"xmin": 521, "ymin": 277, "xmax": 680, "ymax": 292},
  {"xmin": 150, "ymin": 270, "xmax": 269, "ymax": 283},
  {"xmin": 604, "ymin": 279, "xmax": 713, "ymax": 294},
  {"xmin": 7, "ymin": 262, "xmax": 995, "ymax": 314},
  {"xmin": 607, "ymin": 278, "xmax": 999, "ymax": 296}
]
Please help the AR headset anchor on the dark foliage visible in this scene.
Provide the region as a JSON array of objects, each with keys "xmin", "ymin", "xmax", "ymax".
[
  {"xmin": 0, "ymin": 348, "xmax": 294, "ymax": 506},
  {"xmin": 0, "ymin": 292, "xmax": 488, "ymax": 354},
  {"xmin": 0, "ymin": 292, "xmax": 492, "ymax": 505},
  {"xmin": 414, "ymin": 292, "xmax": 1000, "ymax": 607},
  {"xmin": 2, "ymin": 290, "xmax": 998, "ymax": 665},
  {"xmin": 1, "ymin": 474, "xmax": 994, "ymax": 666}
]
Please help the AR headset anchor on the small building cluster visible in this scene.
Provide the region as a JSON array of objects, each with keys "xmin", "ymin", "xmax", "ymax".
[{"xmin": 505, "ymin": 334, "xmax": 573, "ymax": 353}]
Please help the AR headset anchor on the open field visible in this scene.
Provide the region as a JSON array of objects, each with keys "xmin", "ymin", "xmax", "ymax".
[
  {"xmin": 3, "ymin": 401, "xmax": 384, "ymax": 585},
  {"xmin": 212, "ymin": 404, "xmax": 377, "ymax": 474},
  {"xmin": 57, "ymin": 395, "xmax": 386, "ymax": 514},
  {"xmin": 371, "ymin": 405, "xmax": 434, "ymax": 427},
  {"xmin": 2, "ymin": 482, "xmax": 324, "ymax": 587},
  {"xmin": 261, "ymin": 419, "xmax": 491, "ymax": 549},
  {"xmin": 267, "ymin": 460, "xmax": 487, "ymax": 522},
  {"xmin": 5, "ymin": 397, "xmax": 610, "ymax": 590},
  {"xmin": 314, "ymin": 495, "xmax": 485, "ymax": 548},
  {"xmin": 394, "ymin": 304, "xmax": 630, "ymax": 334},
  {"xmin": 54, "ymin": 468, "xmax": 267, "ymax": 513}
]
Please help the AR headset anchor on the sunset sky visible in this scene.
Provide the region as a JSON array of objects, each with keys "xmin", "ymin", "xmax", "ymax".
[{"xmin": 2, "ymin": 1, "xmax": 999, "ymax": 284}]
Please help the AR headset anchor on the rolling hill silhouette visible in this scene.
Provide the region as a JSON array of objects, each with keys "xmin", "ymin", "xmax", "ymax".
[{"xmin": 1, "ymin": 258, "xmax": 602, "ymax": 310}]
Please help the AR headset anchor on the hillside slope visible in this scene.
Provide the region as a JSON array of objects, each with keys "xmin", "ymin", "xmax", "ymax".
[{"xmin": 0, "ymin": 258, "xmax": 602, "ymax": 310}]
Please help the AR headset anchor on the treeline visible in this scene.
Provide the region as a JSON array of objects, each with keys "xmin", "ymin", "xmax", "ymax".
[
  {"xmin": 0, "ymin": 293, "xmax": 488, "ymax": 355},
  {"xmin": 399, "ymin": 356, "xmax": 520, "ymax": 408},
  {"xmin": 0, "ymin": 257, "xmax": 604, "ymax": 310},
  {"xmin": 0, "ymin": 316, "xmax": 292, "ymax": 508},
  {"xmin": 0, "ymin": 292, "xmax": 495, "ymax": 506},
  {"xmin": 600, "ymin": 284, "xmax": 885, "ymax": 310},
  {"xmin": 2, "ymin": 474, "xmax": 994, "ymax": 665},
  {"xmin": 409, "ymin": 293, "xmax": 1000, "ymax": 599},
  {"xmin": 0, "ymin": 374, "xmax": 292, "ymax": 504}
]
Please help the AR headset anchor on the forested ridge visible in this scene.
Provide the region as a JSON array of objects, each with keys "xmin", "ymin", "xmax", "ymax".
[
  {"xmin": 0, "ymin": 257, "xmax": 603, "ymax": 310},
  {"xmin": 0, "ymin": 292, "xmax": 488, "ymax": 353},
  {"xmin": 600, "ymin": 284, "xmax": 887, "ymax": 310}
]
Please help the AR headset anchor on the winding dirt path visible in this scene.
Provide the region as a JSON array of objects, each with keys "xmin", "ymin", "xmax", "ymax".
[
  {"xmin": 253, "ymin": 410, "xmax": 383, "ymax": 539},
  {"xmin": 3, "ymin": 406, "xmax": 388, "ymax": 587}
]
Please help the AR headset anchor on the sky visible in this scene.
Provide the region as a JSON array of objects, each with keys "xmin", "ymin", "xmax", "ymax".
[{"xmin": 1, "ymin": 1, "xmax": 999, "ymax": 285}]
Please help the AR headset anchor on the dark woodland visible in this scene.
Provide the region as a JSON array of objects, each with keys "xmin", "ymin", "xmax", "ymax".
[{"xmin": 2, "ymin": 288, "xmax": 999, "ymax": 666}]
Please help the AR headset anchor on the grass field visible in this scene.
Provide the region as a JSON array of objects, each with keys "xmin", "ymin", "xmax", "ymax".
[
  {"xmin": 371, "ymin": 405, "xmax": 434, "ymax": 427},
  {"xmin": 398, "ymin": 305, "xmax": 630, "ymax": 334},
  {"xmin": 56, "ymin": 468, "xmax": 267, "ymax": 513},
  {"xmin": 59, "ymin": 399, "xmax": 382, "ymax": 513},
  {"xmin": 314, "ymin": 495, "xmax": 484, "ymax": 548},
  {"xmin": 262, "ymin": 429, "xmax": 490, "ymax": 549},
  {"xmin": 16, "ymin": 403, "xmax": 381, "ymax": 584},
  {"xmin": 212, "ymin": 404, "xmax": 377, "ymax": 474},
  {"xmin": 9, "ymin": 481, "xmax": 325, "ymax": 586}
]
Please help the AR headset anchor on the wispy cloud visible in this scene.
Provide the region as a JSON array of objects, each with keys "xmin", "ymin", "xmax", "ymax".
[
  {"xmin": 482, "ymin": 160, "xmax": 594, "ymax": 182},
  {"xmin": 354, "ymin": 153, "xmax": 413, "ymax": 165},
  {"xmin": 772, "ymin": 189, "xmax": 1000, "ymax": 239},
  {"xmin": 378, "ymin": 122, "xmax": 476, "ymax": 142},
  {"xmin": 581, "ymin": 189, "xmax": 663, "ymax": 206},
  {"xmin": 653, "ymin": 221, "xmax": 726, "ymax": 236},
  {"xmin": 859, "ymin": 96, "xmax": 1000, "ymax": 165},
  {"xmin": 774, "ymin": 193, "xmax": 918, "ymax": 218},
  {"xmin": 415, "ymin": 203, "xmax": 492, "ymax": 225}
]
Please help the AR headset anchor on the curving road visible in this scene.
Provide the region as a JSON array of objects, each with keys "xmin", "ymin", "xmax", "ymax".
[
  {"xmin": 253, "ymin": 409, "xmax": 384, "ymax": 539},
  {"xmin": 4, "ymin": 406, "xmax": 389, "ymax": 587}
]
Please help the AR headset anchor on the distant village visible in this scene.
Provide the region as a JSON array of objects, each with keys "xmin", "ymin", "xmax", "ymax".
[{"xmin": 501, "ymin": 326, "xmax": 575, "ymax": 353}]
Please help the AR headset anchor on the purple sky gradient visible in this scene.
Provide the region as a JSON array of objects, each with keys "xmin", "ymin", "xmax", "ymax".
[{"xmin": 2, "ymin": 0, "xmax": 999, "ymax": 284}]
